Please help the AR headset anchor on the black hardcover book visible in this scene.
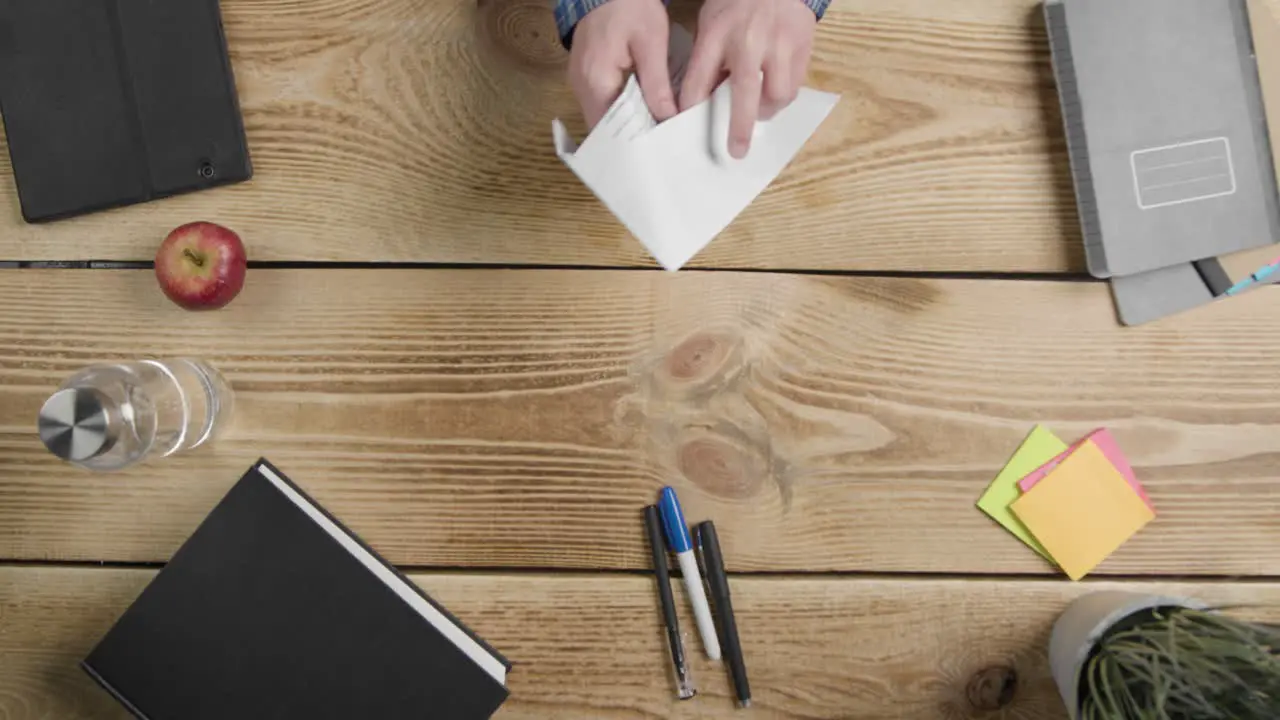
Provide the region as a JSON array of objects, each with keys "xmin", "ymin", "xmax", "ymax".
[
  {"xmin": 83, "ymin": 460, "xmax": 510, "ymax": 720},
  {"xmin": 0, "ymin": 0, "xmax": 252, "ymax": 222}
]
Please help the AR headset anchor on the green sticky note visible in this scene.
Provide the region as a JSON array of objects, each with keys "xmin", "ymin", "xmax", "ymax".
[{"xmin": 976, "ymin": 425, "xmax": 1068, "ymax": 559}]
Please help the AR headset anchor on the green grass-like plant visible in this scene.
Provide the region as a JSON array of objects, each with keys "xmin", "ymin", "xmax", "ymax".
[{"xmin": 1079, "ymin": 607, "xmax": 1280, "ymax": 720}]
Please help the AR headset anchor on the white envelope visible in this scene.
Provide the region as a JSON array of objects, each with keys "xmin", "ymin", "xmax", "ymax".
[{"xmin": 552, "ymin": 25, "xmax": 840, "ymax": 271}]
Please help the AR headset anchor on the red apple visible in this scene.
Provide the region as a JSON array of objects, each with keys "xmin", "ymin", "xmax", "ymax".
[{"xmin": 155, "ymin": 222, "xmax": 247, "ymax": 310}]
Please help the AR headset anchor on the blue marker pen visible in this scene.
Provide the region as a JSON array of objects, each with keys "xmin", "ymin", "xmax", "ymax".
[{"xmin": 659, "ymin": 487, "xmax": 721, "ymax": 660}]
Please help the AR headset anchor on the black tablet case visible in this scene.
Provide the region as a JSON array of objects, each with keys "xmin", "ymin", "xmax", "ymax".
[
  {"xmin": 83, "ymin": 460, "xmax": 511, "ymax": 720},
  {"xmin": 0, "ymin": 0, "xmax": 251, "ymax": 222}
]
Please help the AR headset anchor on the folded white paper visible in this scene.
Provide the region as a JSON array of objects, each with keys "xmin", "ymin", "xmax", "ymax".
[{"xmin": 552, "ymin": 25, "xmax": 840, "ymax": 271}]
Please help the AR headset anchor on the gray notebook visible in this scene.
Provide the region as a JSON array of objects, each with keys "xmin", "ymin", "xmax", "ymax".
[
  {"xmin": 1111, "ymin": 244, "xmax": 1279, "ymax": 325},
  {"xmin": 1047, "ymin": 0, "xmax": 1280, "ymax": 278}
]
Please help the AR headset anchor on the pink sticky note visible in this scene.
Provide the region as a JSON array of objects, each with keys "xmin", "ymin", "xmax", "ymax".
[{"xmin": 1018, "ymin": 429, "xmax": 1153, "ymax": 511}]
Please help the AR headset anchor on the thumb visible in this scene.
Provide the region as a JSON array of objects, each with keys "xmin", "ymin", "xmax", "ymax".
[
  {"xmin": 630, "ymin": 30, "xmax": 678, "ymax": 121},
  {"xmin": 573, "ymin": 62, "xmax": 627, "ymax": 129}
]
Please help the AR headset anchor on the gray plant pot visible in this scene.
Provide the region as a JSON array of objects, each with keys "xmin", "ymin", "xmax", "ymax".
[{"xmin": 1049, "ymin": 591, "xmax": 1205, "ymax": 720}]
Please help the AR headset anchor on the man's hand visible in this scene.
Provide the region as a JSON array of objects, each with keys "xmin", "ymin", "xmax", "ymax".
[
  {"xmin": 569, "ymin": 0, "xmax": 678, "ymax": 129},
  {"xmin": 680, "ymin": 0, "xmax": 817, "ymax": 158}
]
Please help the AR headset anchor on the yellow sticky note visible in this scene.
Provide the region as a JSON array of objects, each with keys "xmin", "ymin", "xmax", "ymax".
[
  {"xmin": 1010, "ymin": 442, "xmax": 1155, "ymax": 580},
  {"xmin": 976, "ymin": 426, "xmax": 1069, "ymax": 558}
]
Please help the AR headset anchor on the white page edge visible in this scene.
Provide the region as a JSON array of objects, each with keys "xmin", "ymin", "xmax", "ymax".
[{"xmin": 255, "ymin": 463, "xmax": 508, "ymax": 687}]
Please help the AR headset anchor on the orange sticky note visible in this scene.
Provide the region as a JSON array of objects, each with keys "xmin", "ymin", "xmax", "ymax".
[{"xmin": 1010, "ymin": 442, "xmax": 1155, "ymax": 581}]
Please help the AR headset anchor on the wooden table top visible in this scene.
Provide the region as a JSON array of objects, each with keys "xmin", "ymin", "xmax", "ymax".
[
  {"xmin": 1, "ymin": 1, "xmax": 1278, "ymax": 719},
  {"xmin": 0, "ymin": 0, "xmax": 1081, "ymax": 271}
]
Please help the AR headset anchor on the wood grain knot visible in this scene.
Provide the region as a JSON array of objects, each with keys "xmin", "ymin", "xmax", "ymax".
[
  {"xmin": 476, "ymin": 0, "xmax": 565, "ymax": 73},
  {"xmin": 965, "ymin": 665, "xmax": 1018, "ymax": 712},
  {"xmin": 677, "ymin": 435, "xmax": 766, "ymax": 500},
  {"xmin": 654, "ymin": 332, "xmax": 744, "ymax": 399}
]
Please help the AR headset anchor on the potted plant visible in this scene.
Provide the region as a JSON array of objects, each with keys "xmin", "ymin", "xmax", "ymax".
[{"xmin": 1050, "ymin": 591, "xmax": 1280, "ymax": 719}]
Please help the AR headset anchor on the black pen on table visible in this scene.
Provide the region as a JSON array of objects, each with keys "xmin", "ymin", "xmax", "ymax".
[
  {"xmin": 696, "ymin": 520, "xmax": 751, "ymax": 708},
  {"xmin": 643, "ymin": 505, "xmax": 696, "ymax": 700}
]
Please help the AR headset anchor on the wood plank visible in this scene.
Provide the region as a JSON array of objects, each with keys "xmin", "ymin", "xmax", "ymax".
[
  {"xmin": 1, "ymin": 269, "xmax": 1278, "ymax": 574},
  {"xmin": 4, "ymin": 567, "xmax": 1280, "ymax": 719},
  {"xmin": 0, "ymin": 0, "xmax": 1080, "ymax": 271}
]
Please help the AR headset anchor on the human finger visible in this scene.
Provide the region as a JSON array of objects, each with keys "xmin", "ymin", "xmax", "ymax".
[
  {"xmin": 727, "ymin": 58, "xmax": 763, "ymax": 158},
  {"xmin": 792, "ymin": 42, "xmax": 812, "ymax": 91},
  {"xmin": 760, "ymin": 47, "xmax": 797, "ymax": 120},
  {"xmin": 679, "ymin": 29, "xmax": 727, "ymax": 111},
  {"xmin": 630, "ymin": 29, "xmax": 678, "ymax": 120},
  {"xmin": 573, "ymin": 62, "xmax": 627, "ymax": 129}
]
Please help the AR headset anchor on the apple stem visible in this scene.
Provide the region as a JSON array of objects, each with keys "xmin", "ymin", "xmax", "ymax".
[{"xmin": 182, "ymin": 248, "xmax": 205, "ymax": 268}]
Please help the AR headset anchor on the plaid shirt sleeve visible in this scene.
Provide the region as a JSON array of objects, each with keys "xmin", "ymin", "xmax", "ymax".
[
  {"xmin": 555, "ymin": 0, "xmax": 832, "ymax": 50},
  {"xmin": 555, "ymin": 0, "xmax": 617, "ymax": 49},
  {"xmin": 804, "ymin": 0, "xmax": 831, "ymax": 20}
]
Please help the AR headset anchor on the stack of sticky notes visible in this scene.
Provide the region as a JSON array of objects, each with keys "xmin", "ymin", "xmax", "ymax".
[{"xmin": 976, "ymin": 426, "xmax": 1155, "ymax": 580}]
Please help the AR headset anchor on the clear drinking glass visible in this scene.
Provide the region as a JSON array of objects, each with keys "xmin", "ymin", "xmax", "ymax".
[{"xmin": 37, "ymin": 358, "xmax": 234, "ymax": 472}]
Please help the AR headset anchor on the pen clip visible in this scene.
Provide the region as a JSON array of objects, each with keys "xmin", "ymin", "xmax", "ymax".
[
  {"xmin": 693, "ymin": 523, "xmax": 721, "ymax": 626},
  {"xmin": 694, "ymin": 526, "xmax": 709, "ymax": 577}
]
